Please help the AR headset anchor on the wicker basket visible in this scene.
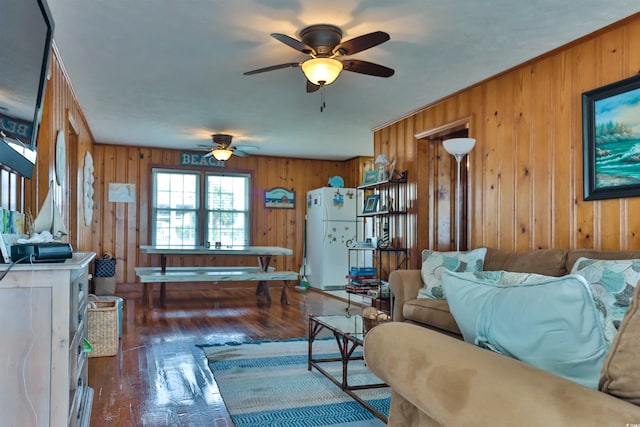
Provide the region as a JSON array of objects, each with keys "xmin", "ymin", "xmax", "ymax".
[
  {"xmin": 363, "ymin": 313, "xmax": 391, "ymax": 332},
  {"xmin": 87, "ymin": 296, "xmax": 119, "ymax": 357}
]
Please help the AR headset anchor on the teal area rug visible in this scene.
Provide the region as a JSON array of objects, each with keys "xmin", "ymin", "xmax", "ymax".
[{"xmin": 201, "ymin": 338, "xmax": 390, "ymax": 427}]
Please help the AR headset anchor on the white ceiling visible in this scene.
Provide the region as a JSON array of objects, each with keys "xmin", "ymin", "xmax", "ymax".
[{"xmin": 47, "ymin": 0, "xmax": 640, "ymax": 161}]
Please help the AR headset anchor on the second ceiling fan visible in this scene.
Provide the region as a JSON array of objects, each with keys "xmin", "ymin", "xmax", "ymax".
[
  {"xmin": 201, "ymin": 134, "xmax": 254, "ymax": 161},
  {"xmin": 244, "ymin": 24, "xmax": 394, "ymax": 92}
]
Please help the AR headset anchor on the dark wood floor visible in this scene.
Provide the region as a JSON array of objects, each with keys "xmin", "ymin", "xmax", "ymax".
[{"xmin": 88, "ymin": 284, "xmax": 364, "ymax": 427}]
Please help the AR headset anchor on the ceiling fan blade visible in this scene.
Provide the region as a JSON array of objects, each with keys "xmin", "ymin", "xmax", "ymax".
[
  {"xmin": 306, "ymin": 80, "xmax": 320, "ymax": 93},
  {"xmin": 271, "ymin": 33, "xmax": 315, "ymax": 55},
  {"xmin": 232, "ymin": 149, "xmax": 249, "ymax": 157},
  {"xmin": 333, "ymin": 31, "xmax": 390, "ymax": 56},
  {"xmin": 342, "ymin": 59, "xmax": 394, "ymax": 77},
  {"xmin": 203, "ymin": 151, "xmax": 213, "ymax": 158},
  {"xmin": 244, "ymin": 62, "xmax": 301, "ymax": 75}
]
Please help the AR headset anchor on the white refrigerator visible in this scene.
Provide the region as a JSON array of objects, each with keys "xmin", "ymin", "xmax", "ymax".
[{"xmin": 305, "ymin": 187, "xmax": 362, "ymax": 290}]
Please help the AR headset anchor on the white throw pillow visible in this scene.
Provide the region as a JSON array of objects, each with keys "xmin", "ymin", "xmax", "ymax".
[
  {"xmin": 570, "ymin": 257, "xmax": 640, "ymax": 343},
  {"xmin": 417, "ymin": 248, "xmax": 487, "ymax": 299},
  {"xmin": 441, "ymin": 270, "xmax": 608, "ymax": 389}
]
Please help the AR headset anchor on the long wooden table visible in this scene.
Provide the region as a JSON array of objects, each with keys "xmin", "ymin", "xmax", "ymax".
[{"xmin": 138, "ymin": 245, "xmax": 295, "ymax": 308}]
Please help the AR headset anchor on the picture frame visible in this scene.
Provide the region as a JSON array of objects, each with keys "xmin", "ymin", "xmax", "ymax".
[
  {"xmin": 582, "ymin": 74, "xmax": 640, "ymax": 200},
  {"xmin": 362, "ymin": 169, "xmax": 379, "ymax": 186},
  {"xmin": 264, "ymin": 187, "xmax": 295, "ymax": 209},
  {"xmin": 108, "ymin": 183, "xmax": 136, "ymax": 203},
  {"xmin": 362, "ymin": 194, "xmax": 380, "ymax": 214}
]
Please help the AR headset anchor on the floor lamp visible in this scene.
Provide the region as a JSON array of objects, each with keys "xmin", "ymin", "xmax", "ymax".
[{"xmin": 442, "ymin": 137, "xmax": 476, "ymax": 252}]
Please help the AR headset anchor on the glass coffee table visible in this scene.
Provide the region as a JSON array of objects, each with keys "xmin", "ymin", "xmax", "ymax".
[{"xmin": 308, "ymin": 314, "xmax": 388, "ymax": 423}]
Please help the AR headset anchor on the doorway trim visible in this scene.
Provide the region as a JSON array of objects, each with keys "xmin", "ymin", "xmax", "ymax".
[
  {"xmin": 415, "ymin": 116, "xmax": 474, "ymax": 251},
  {"xmin": 414, "ymin": 116, "xmax": 471, "ymax": 140}
]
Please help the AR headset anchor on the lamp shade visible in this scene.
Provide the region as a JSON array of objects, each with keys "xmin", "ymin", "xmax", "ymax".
[
  {"xmin": 301, "ymin": 58, "xmax": 343, "ymax": 86},
  {"xmin": 212, "ymin": 148, "xmax": 233, "ymax": 161},
  {"xmin": 442, "ymin": 138, "xmax": 476, "ymax": 156}
]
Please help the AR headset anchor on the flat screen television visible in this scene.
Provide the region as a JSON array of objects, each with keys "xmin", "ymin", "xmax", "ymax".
[{"xmin": 0, "ymin": 0, "xmax": 54, "ymax": 179}]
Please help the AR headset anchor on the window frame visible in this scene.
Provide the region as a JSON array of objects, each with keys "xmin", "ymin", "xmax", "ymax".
[
  {"xmin": 150, "ymin": 167, "xmax": 252, "ymax": 247},
  {"xmin": 204, "ymin": 171, "xmax": 251, "ymax": 246}
]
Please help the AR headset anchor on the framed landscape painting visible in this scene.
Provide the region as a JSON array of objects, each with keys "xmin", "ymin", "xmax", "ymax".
[
  {"xmin": 582, "ymin": 74, "xmax": 640, "ymax": 200},
  {"xmin": 264, "ymin": 187, "xmax": 295, "ymax": 209}
]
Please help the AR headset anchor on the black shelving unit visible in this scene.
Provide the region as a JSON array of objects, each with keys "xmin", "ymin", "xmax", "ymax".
[{"xmin": 346, "ymin": 171, "xmax": 409, "ymax": 314}]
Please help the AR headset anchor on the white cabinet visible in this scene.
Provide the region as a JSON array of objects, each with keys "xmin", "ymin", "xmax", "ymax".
[{"xmin": 0, "ymin": 252, "xmax": 95, "ymax": 427}]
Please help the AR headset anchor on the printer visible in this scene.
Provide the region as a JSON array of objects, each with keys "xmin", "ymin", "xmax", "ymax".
[{"xmin": 10, "ymin": 242, "xmax": 73, "ymax": 263}]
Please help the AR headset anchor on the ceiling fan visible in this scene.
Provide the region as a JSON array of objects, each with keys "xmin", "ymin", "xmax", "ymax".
[
  {"xmin": 244, "ymin": 24, "xmax": 394, "ymax": 92},
  {"xmin": 200, "ymin": 134, "xmax": 254, "ymax": 161}
]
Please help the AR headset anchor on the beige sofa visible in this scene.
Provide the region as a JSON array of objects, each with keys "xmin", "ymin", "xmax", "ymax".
[{"xmin": 363, "ymin": 248, "xmax": 640, "ymax": 426}]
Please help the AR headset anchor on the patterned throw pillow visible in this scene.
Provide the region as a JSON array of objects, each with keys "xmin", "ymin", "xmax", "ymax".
[
  {"xmin": 417, "ymin": 248, "xmax": 487, "ymax": 299},
  {"xmin": 599, "ymin": 282, "xmax": 640, "ymax": 405},
  {"xmin": 570, "ymin": 257, "xmax": 640, "ymax": 343}
]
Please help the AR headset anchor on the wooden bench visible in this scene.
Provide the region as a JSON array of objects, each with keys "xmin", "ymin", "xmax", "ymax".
[{"xmin": 134, "ymin": 266, "xmax": 298, "ymax": 308}]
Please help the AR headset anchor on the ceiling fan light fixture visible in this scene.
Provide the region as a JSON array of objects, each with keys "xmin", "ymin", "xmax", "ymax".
[
  {"xmin": 212, "ymin": 148, "xmax": 233, "ymax": 161},
  {"xmin": 301, "ymin": 57, "xmax": 343, "ymax": 86}
]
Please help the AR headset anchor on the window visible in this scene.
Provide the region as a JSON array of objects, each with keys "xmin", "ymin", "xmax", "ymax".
[
  {"xmin": 151, "ymin": 168, "xmax": 250, "ymax": 246},
  {"xmin": 152, "ymin": 170, "xmax": 199, "ymax": 246},
  {"xmin": 205, "ymin": 174, "xmax": 249, "ymax": 246}
]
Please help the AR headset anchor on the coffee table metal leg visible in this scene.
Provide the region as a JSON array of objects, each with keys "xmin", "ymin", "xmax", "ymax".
[
  {"xmin": 308, "ymin": 316, "xmax": 313, "ymax": 371},
  {"xmin": 307, "ymin": 316, "xmax": 388, "ymax": 423},
  {"xmin": 333, "ymin": 333, "xmax": 359, "ymax": 389},
  {"xmin": 308, "ymin": 317, "xmax": 327, "ymax": 371}
]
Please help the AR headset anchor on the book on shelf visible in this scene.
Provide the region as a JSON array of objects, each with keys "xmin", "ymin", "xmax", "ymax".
[
  {"xmin": 347, "ymin": 277, "xmax": 380, "ymax": 285},
  {"xmin": 349, "ymin": 266, "xmax": 377, "ymax": 276},
  {"xmin": 367, "ymin": 287, "xmax": 391, "ymax": 299},
  {"xmin": 346, "ymin": 285, "xmax": 374, "ymax": 294},
  {"xmin": 347, "ymin": 282, "xmax": 379, "ymax": 288},
  {"xmin": 346, "ymin": 281, "xmax": 381, "ymax": 293},
  {"xmin": 346, "ymin": 285, "xmax": 391, "ymax": 300},
  {"xmin": 345, "ymin": 274, "xmax": 377, "ymax": 280}
]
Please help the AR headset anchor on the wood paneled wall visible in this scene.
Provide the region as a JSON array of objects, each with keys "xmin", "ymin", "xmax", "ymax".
[
  {"xmin": 1, "ymin": 45, "xmax": 94, "ymax": 250},
  {"xmin": 38, "ymin": 46, "xmax": 95, "ymax": 251},
  {"xmin": 89, "ymin": 146, "xmax": 368, "ymax": 283},
  {"xmin": 3, "ymin": 44, "xmax": 370, "ymax": 282},
  {"xmin": 375, "ymin": 14, "xmax": 640, "ymax": 269},
  {"xmin": 19, "ymin": 14, "xmax": 640, "ymax": 281}
]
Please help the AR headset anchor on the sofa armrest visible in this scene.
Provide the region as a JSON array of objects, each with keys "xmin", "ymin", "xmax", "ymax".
[
  {"xmin": 388, "ymin": 269, "xmax": 423, "ymax": 322},
  {"xmin": 364, "ymin": 322, "xmax": 640, "ymax": 426}
]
